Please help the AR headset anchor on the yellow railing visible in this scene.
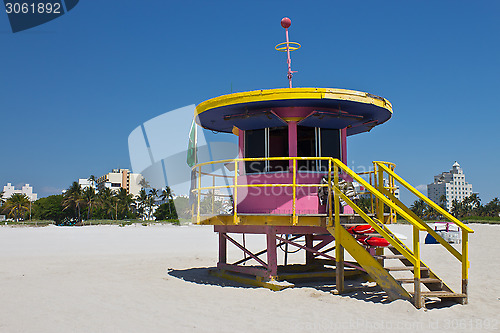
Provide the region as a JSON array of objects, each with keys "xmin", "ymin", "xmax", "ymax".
[
  {"xmin": 374, "ymin": 162, "xmax": 473, "ymax": 294},
  {"xmin": 192, "ymin": 156, "xmax": 333, "ymax": 225},
  {"xmin": 191, "ymin": 157, "xmax": 472, "ymax": 297}
]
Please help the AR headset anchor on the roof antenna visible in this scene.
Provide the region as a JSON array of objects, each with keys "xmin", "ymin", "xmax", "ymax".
[{"xmin": 275, "ymin": 17, "xmax": 301, "ymax": 88}]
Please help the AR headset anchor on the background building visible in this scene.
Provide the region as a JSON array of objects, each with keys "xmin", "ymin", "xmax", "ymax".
[
  {"xmin": 2, "ymin": 183, "xmax": 37, "ymax": 201},
  {"xmin": 96, "ymin": 169, "xmax": 143, "ymax": 196},
  {"xmin": 78, "ymin": 178, "xmax": 96, "ymax": 190},
  {"xmin": 427, "ymin": 161, "xmax": 473, "ymax": 211}
]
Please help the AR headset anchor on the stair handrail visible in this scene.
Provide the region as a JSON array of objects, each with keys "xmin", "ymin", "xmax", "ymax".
[
  {"xmin": 374, "ymin": 162, "xmax": 474, "ymax": 234},
  {"xmin": 331, "ymin": 159, "xmax": 426, "ymax": 231},
  {"xmin": 375, "ymin": 161, "xmax": 472, "ymax": 298}
]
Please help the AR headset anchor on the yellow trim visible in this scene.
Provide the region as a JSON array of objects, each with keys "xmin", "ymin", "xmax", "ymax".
[
  {"xmin": 231, "ymin": 126, "xmax": 240, "ymax": 136},
  {"xmin": 281, "ymin": 117, "xmax": 304, "ymax": 122},
  {"xmin": 196, "ymin": 88, "xmax": 393, "ymax": 116},
  {"xmin": 209, "ymin": 270, "xmax": 292, "ymax": 291},
  {"xmin": 275, "ymin": 41, "xmax": 301, "ymax": 52}
]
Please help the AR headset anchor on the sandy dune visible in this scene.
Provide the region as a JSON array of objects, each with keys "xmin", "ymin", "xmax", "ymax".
[{"xmin": 0, "ymin": 224, "xmax": 498, "ymax": 332}]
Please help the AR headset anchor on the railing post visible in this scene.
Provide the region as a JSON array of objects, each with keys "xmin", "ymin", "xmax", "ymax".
[
  {"xmin": 391, "ymin": 164, "xmax": 397, "ymax": 223},
  {"xmin": 233, "ymin": 160, "xmax": 238, "ymax": 225},
  {"xmin": 292, "ymin": 158, "xmax": 297, "ymax": 225},
  {"xmin": 413, "ymin": 225, "xmax": 423, "ymax": 308},
  {"xmin": 328, "ymin": 159, "xmax": 332, "ymax": 227},
  {"xmin": 377, "ymin": 164, "xmax": 385, "ymax": 223},
  {"xmin": 369, "ymin": 172, "xmax": 375, "ymax": 215},
  {"xmin": 334, "ymin": 162, "xmax": 344, "ymax": 294},
  {"xmin": 211, "ymin": 175, "xmax": 215, "ymax": 214},
  {"xmin": 462, "ymin": 231, "xmax": 469, "ymax": 303},
  {"xmin": 197, "ymin": 166, "xmax": 201, "ymax": 224}
]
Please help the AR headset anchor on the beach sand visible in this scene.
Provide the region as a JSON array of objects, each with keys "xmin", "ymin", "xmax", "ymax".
[{"xmin": 0, "ymin": 223, "xmax": 498, "ymax": 332}]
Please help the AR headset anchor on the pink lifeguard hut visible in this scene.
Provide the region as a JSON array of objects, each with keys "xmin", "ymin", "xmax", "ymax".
[{"xmin": 190, "ymin": 18, "xmax": 473, "ymax": 308}]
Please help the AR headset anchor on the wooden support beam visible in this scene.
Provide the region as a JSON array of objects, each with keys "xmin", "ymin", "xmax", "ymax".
[{"xmin": 267, "ymin": 227, "xmax": 278, "ymax": 277}]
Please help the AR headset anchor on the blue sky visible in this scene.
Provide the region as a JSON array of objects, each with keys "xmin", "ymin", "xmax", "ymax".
[{"xmin": 1, "ymin": 1, "xmax": 499, "ymax": 205}]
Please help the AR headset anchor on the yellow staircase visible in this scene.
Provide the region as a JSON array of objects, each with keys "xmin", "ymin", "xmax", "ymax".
[{"xmin": 327, "ymin": 160, "xmax": 473, "ymax": 308}]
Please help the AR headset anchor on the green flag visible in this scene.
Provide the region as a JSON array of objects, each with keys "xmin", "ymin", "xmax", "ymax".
[{"xmin": 187, "ymin": 118, "xmax": 197, "ymax": 167}]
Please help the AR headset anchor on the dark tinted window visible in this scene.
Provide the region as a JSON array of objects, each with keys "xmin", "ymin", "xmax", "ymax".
[
  {"xmin": 296, "ymin": 126, "xmax": 341, "ymax": 171},
  {"xmin": 319, "ymin": 128, "xmax": 341, "ymax": 170},
  {"xmin": 297, "ymin": 126, "xmax": 316, "ymax": 171},
  {"xmin": 244, "ymin": 127, "xmax": 288, "ymax": 173},
  {"xmin": 269, "ymin": 127, "xmax": 288, "ymax": 172}
]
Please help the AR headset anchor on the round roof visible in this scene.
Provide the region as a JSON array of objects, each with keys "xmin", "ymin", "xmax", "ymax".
[{"xmin": 195, "ymin": 88, "xmax": 393, "ymax": 136}]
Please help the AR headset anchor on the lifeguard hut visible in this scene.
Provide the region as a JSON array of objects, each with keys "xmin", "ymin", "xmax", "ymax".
[{"xmin": 190, "ymin": 18, "xmax": 473, "ymax": 308}]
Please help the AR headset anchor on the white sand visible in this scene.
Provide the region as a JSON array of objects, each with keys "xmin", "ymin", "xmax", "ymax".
[{"xmin": 0, "ymin": 223, "xmax": 499, "ymax": 332}]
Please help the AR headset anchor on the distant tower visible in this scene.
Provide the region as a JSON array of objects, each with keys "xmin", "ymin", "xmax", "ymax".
[{"xmin": 427, "ymin": 161, "xmax": 473, "ymax": 211}]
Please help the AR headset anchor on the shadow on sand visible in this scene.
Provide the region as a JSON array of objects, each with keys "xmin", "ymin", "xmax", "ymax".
[
  {"xmin": 167, "ymin": 267, "xmax": 460, "ymax": 309},
  {"xmin": 168, "ymin": 266, "xmax": 390, "ymax": 305}
]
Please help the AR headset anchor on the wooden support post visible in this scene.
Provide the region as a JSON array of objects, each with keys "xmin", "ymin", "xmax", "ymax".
[
  {"xmin": 267, "ymin": 227, "xmax": 278, "ymax": 279},
  {"xmin": 219, "ymin": 232, "xmax": 227, "ymax": 265},
  {"xmin": 462, "ymin": 231, "xmax": 469, "ymax": 304},
  {"xmin": 305, "ymin": 234, "xmax": 314, "ymax": 265},
  {"xmin": 375, "ymin": 247, "xmax": 384, "ymax": 266}
]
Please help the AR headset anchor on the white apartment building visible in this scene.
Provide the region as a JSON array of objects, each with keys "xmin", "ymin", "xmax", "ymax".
[
  {"xmin": 427, "ymin": 162, "xmax": 473, "ymax": 211},
  {"xmin": 78, "ymin": 178, "xmax": 96, "ymax": 190},
  {"xmin": 96, "ymin": 169, "xmax": 143, "ymax": 196},
  {"xmin": 2, "ymin": 183, "xmax": 38, "ymax": 201}
]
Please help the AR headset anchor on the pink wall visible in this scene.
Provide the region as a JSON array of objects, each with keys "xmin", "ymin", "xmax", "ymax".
[
  {"xmin": 237, "ymin": 172, "xmax": 325, "ymax": 214},
  {"xmin": 235, "ymin": 109, "xmax": 351, "ymax": 215}
]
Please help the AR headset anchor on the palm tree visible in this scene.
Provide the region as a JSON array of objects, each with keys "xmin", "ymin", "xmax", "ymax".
[
  {"xmin": 111, "ymin": 194, "xmax": 119, "ymax": 220},
  {"xmin": 138, "ymin": 177, "xmax": 150, "ymax": 190},
  {"xmin": 2, "ymin": 193, "xmax": 30, "ymax": 222},
  {"xmin": 88, "ymin": 175, "xmax": 97, "ymax": 189},
  {"xmin": 147, "ymin": 189, "xmax": 158, "ymax": 220},
  {"xmin": 0, "ymin": 190, "xmax": 5, "ymax": 206},
  {"xmin": 485, "ymin": 198, "xmax": 500, "ymax": 217},
  {"xmin": 439, "ymin": 195, "xmax": 447, "ymax": 211},
  {"xmin": 160, "ymin": 187, "xmax": 174, "ymax": 216},
  {"xmin": 82, "ymin": 187, "xmax": 97, "ymax": 223},
  {"xmin": 115, "ymin": 188, "xmax": 134, "ymax": 219},
  {"xmin": 422, "ymin": 204, "xmax": 434, "ymax": 220},
  {"xmin": 62, "ymin": 182, "xmax": 84, "ymax": 223},
  {"xmin": 451, "ymin": 199, "xmax": 463, "ymax": 218},
  {"xmin": 136, "ymin": 189, "xmax": 148, "ymax": 220},
  {"xmin": 98, "ymin": 187, "xmax": 114, "ymax": 220},
  {"xmin": 469, "ymin": 193, "xmax": 481, "ymax": 216},
  {"xmin": 410, "ymin": 199, "xmax": 426, "ymax": 218}
]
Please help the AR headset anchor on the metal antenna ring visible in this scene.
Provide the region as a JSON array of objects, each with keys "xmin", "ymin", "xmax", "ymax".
[{"xmin": 275, "ymin": 42, "xmax": 301, "ymax": 52}]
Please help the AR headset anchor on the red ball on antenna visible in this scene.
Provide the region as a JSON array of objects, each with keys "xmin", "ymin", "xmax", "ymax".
[{"xmin": 281, "ymin": 17, "xmax": 291, "ymax": 29}]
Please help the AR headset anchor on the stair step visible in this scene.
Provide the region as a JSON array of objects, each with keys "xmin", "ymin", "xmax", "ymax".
[
  {"xmin": 409, "ymin": 291, "xmax": 467, "ymax": 298},
  {"xmin": 374, "ymin": 254, "xmax": 406, "ymax": 260},
  {"xmin": 387, "ymin": 245, "xmax": 408, "ymax": 253},
  {"xmin": 397, "ymin": 278, "xmax": 441, "ymax": 284},
  {"xmin": 385, "ymin": 266, "xmax": 429, "ymax": 271}
]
